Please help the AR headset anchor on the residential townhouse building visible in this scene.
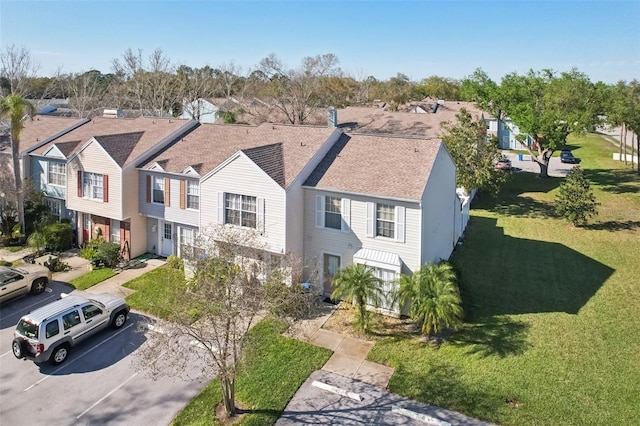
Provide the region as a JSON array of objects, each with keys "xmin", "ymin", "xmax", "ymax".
[
  {"xmin": 26, "ymin": 116, "xmax": 198, "ymax": 258},
  {"xmin": 137, "ymin": 122, "xmax": 342, "ymax": 260},
  {"xmin": 0, "ymin": 115, "xmax": 87, "ymax": 220},
  {"xmin": 303, "ymin": 133, "xmax": 458, "ymax": 314}
]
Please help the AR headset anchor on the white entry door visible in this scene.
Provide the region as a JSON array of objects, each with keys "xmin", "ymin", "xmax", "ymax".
[{"xmin": 160, "ymin": 221, "xmax": 173, "ymax": 256}]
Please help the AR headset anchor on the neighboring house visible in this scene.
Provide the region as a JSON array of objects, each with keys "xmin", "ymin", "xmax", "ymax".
[
  {"xmin": 485, "ymin": 116, "xmax": 533, "ymax": 150},
  {"xmin": 27, "ymin": 116, "xmax": 198, "ymax": 258},
  {"xmin": 303, "ymin": 132, "xmax": 458, "ymax": 314},
  {"xmin": 137, "ymin": 122, "xmax": 342, "ymax": 259},
  {"xmin": 179, "ymin": 98, "xmax": 220, "ymax": 123}
]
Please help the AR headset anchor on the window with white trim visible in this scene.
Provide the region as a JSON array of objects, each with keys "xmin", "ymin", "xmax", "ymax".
[
  {"xmin": 45, "ymin": 198, "xmax": 61, "ymax": 222},
  {"xmin": 48, "ymin": 162, "xmax": 65, "ymax": 186},
  {"xmin": 153, "ymin": 176, "xmax": 164, "ymax": 204},
  {"xmin": 324, "ymin": 196, "xmax": 341, "ymax": 229},
  {"xmin": 225, "ymin": 193, "xmax": 256, "ymax": 228},
  {"xmin": 82, "ymin": 172, "xmax": 103, "ymax": 200},
  {"xmin": 110, "ymin": 219, "xmax": 120, "ymax": 243},
  {"xmin": 315, "ymin": 195, "xmax": 350, "ymax": 232},
  {"xmin": 373, "ymin": 267, "xmax": 396, "ymax": 311},
  {"xmin": 376, "ymin": 204, "xmax": 395, "ymax": 239},
  {"xmin": 187, "ymin": 181, "xmax": 199, "ymax": 210},
  {"xmin": 179, "ymin": 227, "xmax": 202, "ymax": 258}
]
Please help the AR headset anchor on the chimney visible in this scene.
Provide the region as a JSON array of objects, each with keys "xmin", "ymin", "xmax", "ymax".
[{"xmin": 327, "ymin": 106, "xmax": 337, "ymax": 128}]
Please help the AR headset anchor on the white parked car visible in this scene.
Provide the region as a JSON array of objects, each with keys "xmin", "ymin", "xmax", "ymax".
[
  {"xmin": 12, "ymin": 293, "xmax": 130, "ymax": 365},
  {"xmin": 0, "ymin": 265, "xmax": 51, "ymax": 304}
]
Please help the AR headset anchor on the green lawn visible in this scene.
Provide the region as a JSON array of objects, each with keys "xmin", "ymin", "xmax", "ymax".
[
  {"xmin": 368, "ymin": 134, "xmax": 640, "ymax": 425},
  {"xmin": 174, "ymin": 319, "xmax": 331, "ymax": 426},
  {"xmin": 69, "ymin": 268, "xmax": 116, "ymax": 290},
  {"xmin": 124, "ymin": 265, "xmax": 185, "ymax": 318}
]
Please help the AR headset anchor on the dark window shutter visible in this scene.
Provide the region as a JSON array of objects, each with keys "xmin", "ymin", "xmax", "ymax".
[
  {"xmin": 103, "ymin": 175, "xmax": 109, "ymax": 203},
  {"xmin": 77, "ymin": 171, "xmax": 83, "ymax": 197}
]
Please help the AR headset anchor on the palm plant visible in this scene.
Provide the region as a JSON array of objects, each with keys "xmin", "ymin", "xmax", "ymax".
[
  {"xmin": 398, "ymin": 262, "xmax": 463, "ymax": 337},
  {"xmin": 0, "ymin": 94, "xmax": 36, "ymax": 235},
  {"xmin": 331, "ymin": 263, "xmax": 383, "ymax": 332}
]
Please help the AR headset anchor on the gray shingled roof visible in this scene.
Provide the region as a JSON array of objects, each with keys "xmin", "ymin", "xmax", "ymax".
[
  {"xmin": 242, "ymin": 143, "xmax": 285, "ymax": 187},
  {"xmin": 94, "ymin": 131, "xmax": 144, "ymax": 167}
]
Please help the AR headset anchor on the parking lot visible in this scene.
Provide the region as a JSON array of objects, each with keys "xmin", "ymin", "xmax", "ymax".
[
  {"xmin": 0, "ymin": 281, "xmax": 211, "ymax": 425},
  {"xmin": 504, "ymin": 153, "xmax": 576, "ymax": 176}
]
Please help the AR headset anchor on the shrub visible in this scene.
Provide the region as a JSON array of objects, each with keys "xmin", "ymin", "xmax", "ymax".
[
  {"xmin": 166, "ymin": 255, "xmax": 184, "ymax": 270},
  {"xmin": 80, "ymin": 239, "xmax": 122, "ymax": 268},
  {"xmin": 555, "ymin": 166, "xmax": 599, "ymax": 226},
  {"xmin": 0, "ymin": 260, "xmax": 12, "ymax": 266},
  {"xmin": 42, "ymin": 222, "xmax": 73, "ymax": 252}
]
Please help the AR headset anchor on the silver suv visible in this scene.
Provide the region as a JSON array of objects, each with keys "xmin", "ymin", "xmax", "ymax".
[
  {"xmin": 12, "ymin": 293, "xmax": 130, "ymax": 365},
  {"xmin": 0, "ymin": 265, "xmax": 51, "ymax": 303}
]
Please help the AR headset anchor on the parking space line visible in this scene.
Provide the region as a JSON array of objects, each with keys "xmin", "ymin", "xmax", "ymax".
[
  {"xmin": 1, "ymin": 350, "xmax": 12, "ymax": 358},
  {"xmin": 23, "ymin": 323, "xmax": 135, "ymax": 392},
  {"xmin": 76, "ymin": 372, "xmax": 139, "ymax": 419},
  {"xmin": 76, "ymin": 350, "xmax": 166, "ymax": 419}
]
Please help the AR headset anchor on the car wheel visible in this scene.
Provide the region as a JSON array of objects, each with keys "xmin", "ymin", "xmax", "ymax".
[
  {"xmin": 12, "ymin": 338, "xmax": 26, "ymax": 359},
  {"xmin": 50, "ymin": 344, "xmax": 70, "ymax": 365},
  {"xmin": 112, "ymin": 310, "xmax": 128, "ymax": 329},
  {"xmin": 31, "ymin": 278, "xmax": 48, "ymax": 294}
]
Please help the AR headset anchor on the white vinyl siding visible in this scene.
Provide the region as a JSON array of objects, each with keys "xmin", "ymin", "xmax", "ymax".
[{"xmin": 47, "ymin": 162, "xmax": 66, "ymax": 186}]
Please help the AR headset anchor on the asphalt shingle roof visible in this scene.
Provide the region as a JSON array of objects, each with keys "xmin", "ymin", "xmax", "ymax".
[
  {"xmin": 139, "ymin": 123, "xmax": 337, "ymax": 189},
  {"xmin": 30, "ymin": 117, "xmax": 192, "ymax": 166},
  {"xmin": 304, "ymin": 132, "xmax": 444, "ymax": 201},
  {"xmin": 0, "ymin": 116, "xmax": 85, "ymax": 155}
]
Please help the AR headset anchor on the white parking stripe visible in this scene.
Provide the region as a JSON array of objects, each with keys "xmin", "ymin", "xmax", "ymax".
[
  {"xmin": 76, "ymin": 350, "xmax": 166, "ymax": 419},
  {"xmin": 23, "ymin": 322, "xmax": 135, "ymax": 392},
  {"xmin": 76, "ymin": 372, "xmax": 139, "ymax": 419},
  {"xmin": 0, "ymin": 350, "xmax": 12, "ymax": 358}
]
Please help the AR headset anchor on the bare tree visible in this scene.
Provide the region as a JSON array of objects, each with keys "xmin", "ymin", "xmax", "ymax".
[
  {"xmin": 112, "ymin": 48, "xmax": 177, "ymax": 116},
  {"xmin": 215, "ymin": 61, "xmax": 244, "ymax": 99},
  {"xmin": 259, "ymin": 53, "xmax": 341, "ymax": 124},
  {"xmin": 134, "ymin": 225, "xmax": 317, "ymax": 420},
  {"xmin": 0, "ymin": 45, "xmax": 40, "ymax": 97},
  {"xmin": 64, "ymin": 70, "xmax": 113, "ymax": 118},
  {"xmin": 176, "ymin": 66, "xmax": 216, "ymax": 120}
]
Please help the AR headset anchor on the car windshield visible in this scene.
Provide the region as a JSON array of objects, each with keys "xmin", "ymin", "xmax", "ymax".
[
  {"xmin": 16, "ymin": 319, "xmax": 38, "ymax": 339},
  {"xmin": 8, "ymin": 267, "xmax": 28, "ymax": 274}
]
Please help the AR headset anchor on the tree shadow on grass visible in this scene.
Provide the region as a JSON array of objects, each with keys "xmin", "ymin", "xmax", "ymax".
[
  {"xmin": 582, "ymin": 220, "xmax": 640, "ymax": 231},
  {"xmin": 451, "ymin": 216, "xmax": 615, "ymax": 319},
  {"xmin": 584, "ymin": 168, "xmax": 640, "ymax": 194},
  {"xmin": 450, "ymin": 317, "xmax": 531, "ymax": 358}
]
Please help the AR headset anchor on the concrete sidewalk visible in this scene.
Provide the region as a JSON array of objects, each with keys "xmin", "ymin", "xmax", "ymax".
[{"xmin": 287, "ymin": 304, "xmax": 395, "ymax": 389}]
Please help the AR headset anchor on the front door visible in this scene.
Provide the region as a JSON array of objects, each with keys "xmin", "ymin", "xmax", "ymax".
[
  {"xmin": 323, "ymin": 254, "xmax": 341, "ymax": 297},
  {"xmin": 160, "ymin": 221, "xmax": 173, "ymax": 257},
  {"xmin": 82, "ymin": 214, "xmax": 91, "ymax": 244}
]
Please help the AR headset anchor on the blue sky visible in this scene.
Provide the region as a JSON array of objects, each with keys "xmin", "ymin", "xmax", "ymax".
[{"xmin": 2, "ymin": 1, "xmax": 639, "ymax": 84}]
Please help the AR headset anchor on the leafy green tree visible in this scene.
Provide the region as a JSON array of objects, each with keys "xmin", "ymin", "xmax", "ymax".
[
  {"xmin": 555, "ymin": 166, "xmax": 599, "ymax": 226},
  {"xmin": 397, "ymin": 262, "xmax": 463, "ymax": 336},
  {"xmin": 462, "ymin": 68, "xmax": 600, "ymax": 177},
  {"xmin": 0, "ymin": 94, "xmax": 35, "ymax": 234},
  {"xmin": 416, "ymin": 76, "xmax": 461, "ymax": 100},
  {"xmin": 441, "ymin": 109, "xmax": 506, "ymax": 194},
  {"xmin": 331, "ymin": 263, "xmax": 383, "ymax": 332}
]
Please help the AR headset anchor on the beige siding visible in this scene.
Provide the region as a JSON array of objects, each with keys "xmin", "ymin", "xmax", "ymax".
[
  {"xmin": 303, "ymin": 189, "xmax": 422, "ymax": 275},
  {"xmin": 420, "ymin": 145, "xmax": 457, "ymax": 264},
  {"xmin": 121, "ymin": 166, "xmax": 140, "ymax": 220},
  {"xmin": 200, "ymin": 154, "xmax": 286, "ymax": 253},
  {"xmin": 129, "ymin": 212, "xmax": 147, "ymax": 257},
  {"xmin": 66, "ymin": 142, "xmax": 122, "ymax": 218}
]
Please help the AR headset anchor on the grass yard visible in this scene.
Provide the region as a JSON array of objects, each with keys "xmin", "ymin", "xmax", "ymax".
[
  {"xmin": 173, "ymin": 319, "xmax": 331, "ymax": 426},
  {"xmin": 124, "ymin": 265, "xmax": 185, "ymax": 318},
  {"xmin": 69, "ymin": 268, "xmax": 116, "ymax": 290},
  {"xmin": 368, "ymin": 134, "xmax": 640, "ymax": 425}
]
